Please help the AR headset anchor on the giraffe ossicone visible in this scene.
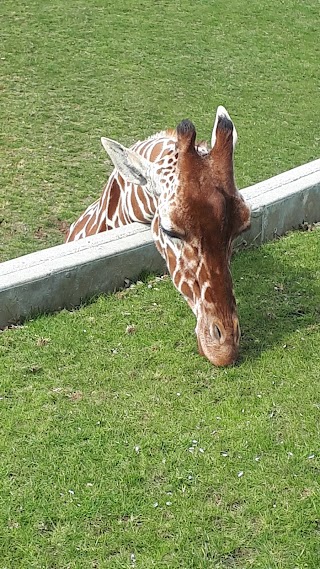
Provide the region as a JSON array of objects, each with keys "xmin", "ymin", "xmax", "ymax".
[{"xmin": 66, "ymin": 107, "xmax": 251, "ymax": 366}]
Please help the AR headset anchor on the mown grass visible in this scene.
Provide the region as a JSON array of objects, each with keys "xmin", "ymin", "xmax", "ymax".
[
  {"xmin": 1, "ymin": 0, "xmax": 319, "ymax": 261},
  {"xmin": 1, "ymin": 228, "xmax": 320, "ymax": 568},
  {"xmin": 1, "ymin": 1, "xmax": 320, "ymax": 567}
]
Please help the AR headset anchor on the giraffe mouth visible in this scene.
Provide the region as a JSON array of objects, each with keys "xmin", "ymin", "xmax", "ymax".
[{"xmin": 196, "ymin": 321, "xmax": 239, "ymax": 367}]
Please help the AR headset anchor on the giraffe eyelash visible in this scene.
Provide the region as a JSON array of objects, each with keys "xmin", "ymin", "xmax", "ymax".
[{"xmin": 160, "ymin": 225, "xmax": 183, "ymax": 240}]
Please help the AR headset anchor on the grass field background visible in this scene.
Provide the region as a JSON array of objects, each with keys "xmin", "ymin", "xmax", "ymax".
[
  {"xmin": 1, "ymin": 1, "xmax": 320, "ymax": 567},
  {"xmin": 1, "ymin": 0, "xmax": 319, "ymax": 261}
]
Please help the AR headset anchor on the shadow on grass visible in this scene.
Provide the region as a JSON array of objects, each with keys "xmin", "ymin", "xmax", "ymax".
[{"xmin": 233, "ymin": 239, "xmax": 320, "ymax": 364}]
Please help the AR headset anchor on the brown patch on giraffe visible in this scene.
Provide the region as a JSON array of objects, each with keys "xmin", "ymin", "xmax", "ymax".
[
  {"xmin": 166, "ymin": 246, "xmax": 177, "ymax": 274},
  {"xmin": 182, "ymin": 244, "xmax": 199, "ymax": 270},
  {"xmin": 153, "ymin": 215, "xmax": 160, "ymax": 233},
  {"xmin": 117, "ymin": 207, "xmax": 127, "ymax": 226},
  {"xmin": 173, "ymin": 269, "xmax": 181, "ymax": 288},
  {"xmin": 130, "ymin": 186, "xmax": 147, "ymax": 222},
  {"xmin": 86, "ymin": 214, "xmax": 99, "ymax": 235},
  {"xmin": 180, "ymin": 280, "xmax": 193, "ymax": 302},
  {"xmin": 67, "ymin": 214, "xmax": 91, "ymax": 241},
  {"xmin": 137, "ymin": 185, "xmax": 155, "ymax": 216},
  {"xmin": 204, "ymin": 286, "xmax": 213, "ymax": 303},
  {"xmin": 134, "ymin": 140, "xmax": 150, "ymax": 157},
  {"xmin": 149, "ymin": 140, "xmax": 173, "ymax": 162},
  {"xmin": 193, "ymin": 279, "xmax": 200, "ymax": 299},
  {"xmin": 197, "ymin": 263, "xmax": 208, "ymax": 287},
  {"xmin": 98, "ymin": 217, "xmax": 107, "ymax": 232},
  {"xmin": 100, "ymin": 218, "xmax": 107, "ymax": 232},
  {"xmin": 152, "ymin": 216, "xmax": 165, "ymax": 257},
  {"xmin": 118, "ymin": 174, "xmax": 125, "ymax": 187},
  {"xmin": 107, "ymin": 178, "xmax": 121, "ymax": 220}
]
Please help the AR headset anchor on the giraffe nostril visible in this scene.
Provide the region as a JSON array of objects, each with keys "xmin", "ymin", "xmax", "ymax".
[{"xmin": 213, "ymin": 324, "xmax": 222, "ymax": 341}]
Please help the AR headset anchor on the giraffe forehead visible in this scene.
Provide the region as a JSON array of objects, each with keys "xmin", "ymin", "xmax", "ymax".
[{"xmin": 171, "ymin": 189, "xmax": 226, "ymax": 238}]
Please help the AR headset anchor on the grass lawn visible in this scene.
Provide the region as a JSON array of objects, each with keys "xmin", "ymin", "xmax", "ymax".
[
  {"xmin": 1, "ymin": 1, "xmax": 320, "ymax": 567},
  {"xmin": 1, "ymin": 0, "xmax": 319, "ymax": 261},
  {"xmin": 1, "ymin": 228, "xmax": 320, "ymax": 568}
]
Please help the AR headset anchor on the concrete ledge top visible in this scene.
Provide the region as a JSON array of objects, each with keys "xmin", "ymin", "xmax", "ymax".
[
  {"xmin": 0, "ymin": 223, "xmax": 152, "ymax": 290},
  {"xmin": 0, "ymin": 223, "xmax": 150, "ymax": 278},
  {"xmin": 241, "ymin": 158, "xmax": 320, "ymax": 207}
]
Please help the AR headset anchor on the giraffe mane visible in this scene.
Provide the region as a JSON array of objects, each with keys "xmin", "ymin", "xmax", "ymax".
[
  {"xmin": 138, "ymin": 129, "xmax": 209, "ymax": 154},
  {"xmin": 144, "ymin": 129, "xmax": 178, "ymax": 142}
]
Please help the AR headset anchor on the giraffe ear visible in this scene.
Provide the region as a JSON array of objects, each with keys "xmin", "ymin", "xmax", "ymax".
[
  {"xmin": 101, "ymin": 137, "xmax": 151, "ymax": 186},
  {"xmin": 211, "ymin": 106, "xmax": 237, "ymax": 150}
]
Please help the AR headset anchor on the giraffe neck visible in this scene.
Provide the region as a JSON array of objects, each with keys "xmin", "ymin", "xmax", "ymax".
[{"xmin": 66, "ymin": 131, "xmax": 179, "ymax": 242}]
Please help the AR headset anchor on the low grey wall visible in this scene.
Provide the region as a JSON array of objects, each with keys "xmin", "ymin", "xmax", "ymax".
[{"xmin": 1, "ymin": 158, "xmax": 320, "ymax": 328}]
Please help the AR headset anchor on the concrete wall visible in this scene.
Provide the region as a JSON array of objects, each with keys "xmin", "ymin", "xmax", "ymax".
[{"xmin": 1, "ymin": 158, "xmax": 320, "ymax": 328}]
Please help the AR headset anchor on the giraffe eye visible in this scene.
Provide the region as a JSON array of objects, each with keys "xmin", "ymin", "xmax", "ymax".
[{"xmin": 160, "ymin": 225, "xmax": 183, "ymax": 240}]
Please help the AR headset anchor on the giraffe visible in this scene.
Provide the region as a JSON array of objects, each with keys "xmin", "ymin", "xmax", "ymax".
[{"xmin": 66, "ymin": 107, "xmax": 251, "ymax": 366}]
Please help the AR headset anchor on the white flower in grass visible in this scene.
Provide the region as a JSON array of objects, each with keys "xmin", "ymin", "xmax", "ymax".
[{"xmin": 134, "ymin": 445, "xmax": 140, "ymax": 454}]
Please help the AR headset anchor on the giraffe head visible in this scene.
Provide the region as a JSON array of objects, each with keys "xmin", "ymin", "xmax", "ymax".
[{"xmin": 101, "ymin": 107, "xmax": 251, "ymax": 366}]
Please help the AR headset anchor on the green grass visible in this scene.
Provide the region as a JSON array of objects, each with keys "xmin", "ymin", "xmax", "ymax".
[
  {"xmin": 1, "ymin": 228, "xmax": 320, "ymax": 568},
  {"xmin": 1, "ymin": 0, "xmax": 319, "ymax": 261},
  {"xmin": 1, "ymin": 1, "xmax": 320, "ymax": 566}
]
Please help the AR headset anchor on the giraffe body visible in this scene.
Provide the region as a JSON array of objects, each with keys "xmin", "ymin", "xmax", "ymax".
[
  {"xmin": 66, "ymin": 108, "xmax": 251, "ymax": 366},
  {"xmin": 66, "ymin": 133, "xmax": 181, "ymax": 241}
]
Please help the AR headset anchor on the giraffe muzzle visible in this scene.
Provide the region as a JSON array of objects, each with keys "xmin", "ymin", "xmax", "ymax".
[{"xmin": 196, "ymin": 317, "xmax": 240, "ymax": 367}]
